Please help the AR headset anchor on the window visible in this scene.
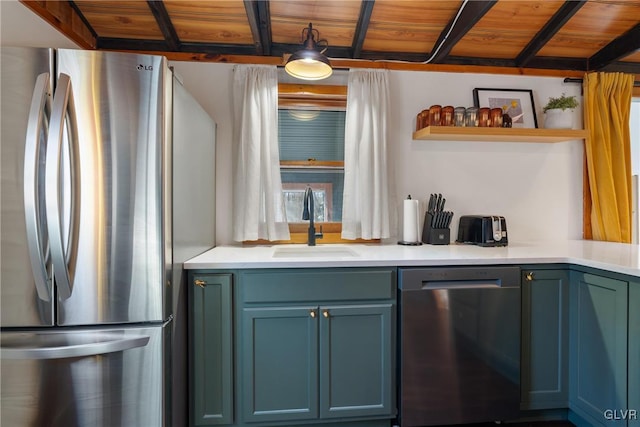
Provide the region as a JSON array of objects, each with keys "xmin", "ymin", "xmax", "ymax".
[
  {"xmin": 277, "ymin": 83, "xmax": 366, "ymax": 242},
  {"xmin": 279, "ymin": 108, "xmax": 345, "ymax": 223}
]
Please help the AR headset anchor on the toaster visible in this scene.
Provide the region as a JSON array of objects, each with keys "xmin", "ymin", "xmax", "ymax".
[{"xmin": 456, "ymin": 215, "xmax": 508, "ymax": 247}]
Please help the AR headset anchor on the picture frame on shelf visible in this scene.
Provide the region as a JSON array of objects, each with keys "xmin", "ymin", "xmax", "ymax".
[{"xmin": 473, "ymin": 88, "xmax": 538, "ymax": 128}]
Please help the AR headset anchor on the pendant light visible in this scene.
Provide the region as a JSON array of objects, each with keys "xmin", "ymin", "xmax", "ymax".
[{"xmin": 285, "ymin": 23, "xmax": 332, "ymax": 81}]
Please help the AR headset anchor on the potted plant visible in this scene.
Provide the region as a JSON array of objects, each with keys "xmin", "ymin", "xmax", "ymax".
[{"xmin": 542, "ymin": 93, "xmax": 579, "ymax": 129}]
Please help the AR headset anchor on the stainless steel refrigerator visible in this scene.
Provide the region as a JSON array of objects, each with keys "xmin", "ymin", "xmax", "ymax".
[{"xmin": 1, "ymin": 47, "xmax": 216, "ymax": 427}]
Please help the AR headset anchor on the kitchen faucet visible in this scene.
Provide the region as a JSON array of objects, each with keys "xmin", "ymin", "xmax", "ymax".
[{"xmin": 302, "ymin": 186, "xmax": 323, "ymax": 246}]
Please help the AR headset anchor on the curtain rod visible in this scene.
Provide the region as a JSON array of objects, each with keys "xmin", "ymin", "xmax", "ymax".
[{"xmin": 564, "ymin": 77, "xmax": 640, "ymax": 87}]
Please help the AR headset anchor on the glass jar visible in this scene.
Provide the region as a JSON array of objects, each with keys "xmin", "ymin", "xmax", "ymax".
[
  {"xmin": 454, "ymin": 107, "xmax": 466, "ymax": 126},
  {"xmin": 464, "ymin": 107, "xmax": 478, "ymax": 127}
]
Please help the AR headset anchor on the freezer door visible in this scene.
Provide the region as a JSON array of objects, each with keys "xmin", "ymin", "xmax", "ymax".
[
  {"xmin": 55, "ymin": 50, "xmax": 170, "ymax": 325},
  {"xmin": 1, "ymin": 47, "xmax": 55, "ymax": 327},
  {"xmin": 0, "ymin": 324, "xmax": 169, "ymax": 427}
]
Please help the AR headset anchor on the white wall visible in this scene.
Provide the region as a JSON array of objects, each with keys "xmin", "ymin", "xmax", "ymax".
[
  {"xmin": 2, "ymin": 1, "xmax": 585, "ymax": 245},
  {"xmin": 169, "ymin": 63, "xmax": 585, "ymax": 244},
  {"xmin": 389, "ymin": 71, "xmax": 584, "ymax": 244},
  {"xmin": 0, "ymin": 0, "xmax": 78, "ymax": 48}
]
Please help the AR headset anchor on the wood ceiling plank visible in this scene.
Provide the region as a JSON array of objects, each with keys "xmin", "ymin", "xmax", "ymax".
[
  {"xmin": 452, "ymin": 0, "xmax": 565, "ymax": 59},
  {"xmin": 272, "ymin": 21, "xmax": 356, "ymax": 48},
  {"xmin": 364, "ymin": 0, "xmax": 461, "ymax": 53},
  {"xmin": 363, "ymin": 27, "xmax": 440, "ymax": 53},
  {"xmin": 538, "ymin": 0, "xmax": 640, "ymax": 58},
  {"xmin": 164, "ymin": 1, "xmax": 254, "ymax": 44},
  {"xmin": 270, "ymin": 0, "xmax": 360, "ymax": 47},
  {"xmin": 623, "ymin": 51, "xmax": 640, "ymax": 62},
  {"xmin": 74, "ymin": 1, "xmax": 163, "ymax": 40}
]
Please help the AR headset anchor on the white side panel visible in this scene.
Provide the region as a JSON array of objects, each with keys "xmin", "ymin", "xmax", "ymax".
[
  {"xmin": 170, "ymin": 72, "xmax": 216, "ymax": 427},
  {"xmin": 171, "ymin": 73, "xmax": 216, "ymax": 277}
]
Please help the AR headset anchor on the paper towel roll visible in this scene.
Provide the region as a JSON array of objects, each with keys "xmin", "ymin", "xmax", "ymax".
[{"xmin": 402, "ymin": 199, "xmax": 420, "ymax": 243}]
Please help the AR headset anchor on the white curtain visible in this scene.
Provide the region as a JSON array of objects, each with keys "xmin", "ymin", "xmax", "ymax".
[
  {"xmin": 232, "ymin": 65, "xmax": 290, "ymax": 242},
  {"xmin": 342, "ymin": 69, "xmax": 396, "ymax": 240}
]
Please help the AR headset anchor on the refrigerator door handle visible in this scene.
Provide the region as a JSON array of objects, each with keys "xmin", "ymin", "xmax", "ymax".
[
  {"xmin": 1, "ymin": 333, "xmax": 150, "ymax": 360},
  {"xmin": 24, "ymin": 72, "xmax": 53, "ymax": 302},
  {"xmin": 45, "ymin": 73, "xmax": 79, "ymax": 301}
]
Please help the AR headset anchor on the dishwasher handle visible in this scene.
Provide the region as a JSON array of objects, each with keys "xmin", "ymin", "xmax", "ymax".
[
  {"xmin": 399, "ymin": 266, "xmax": 521, "ymax": 290},
  {"xmin": 421, "ymin": 280, "xmax": 502, "ymax": 290}
]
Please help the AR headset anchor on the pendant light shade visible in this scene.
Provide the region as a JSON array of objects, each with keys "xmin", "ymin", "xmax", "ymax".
[{"xmin": 285, "ymin": 23, "xmax": 332, "ymax": 81}]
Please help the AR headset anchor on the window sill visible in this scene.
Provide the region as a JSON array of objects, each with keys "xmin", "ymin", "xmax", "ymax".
[{"xmin": 243, "ymin": 223, "xmax": 380, "ymax": 245}]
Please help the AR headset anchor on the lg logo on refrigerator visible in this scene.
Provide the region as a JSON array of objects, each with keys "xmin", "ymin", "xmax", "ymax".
[{"xmin": 137, "ymin": 64, "xmax": 153, "ymax": 71}]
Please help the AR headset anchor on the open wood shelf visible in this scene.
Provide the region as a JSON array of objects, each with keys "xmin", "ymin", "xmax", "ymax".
[{"xmin": 412, "ymin": 126, "xmax": 588, "ymax": 143}]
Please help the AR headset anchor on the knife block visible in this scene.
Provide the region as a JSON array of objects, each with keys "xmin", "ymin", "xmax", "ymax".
[{"xmin": 422, "ymin": 213, "xmax": 450, "ymax": 245}]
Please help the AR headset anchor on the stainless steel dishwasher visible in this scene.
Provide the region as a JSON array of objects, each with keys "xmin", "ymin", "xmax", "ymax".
[{"xmin": 398, "ymin": 266, "xmax": 521, "ymax": 426}]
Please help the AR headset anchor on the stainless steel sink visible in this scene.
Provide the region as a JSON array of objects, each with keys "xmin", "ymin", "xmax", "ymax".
[{"xmin": 272, "ymin": 246, "xmax": 359, "ymax": 258}]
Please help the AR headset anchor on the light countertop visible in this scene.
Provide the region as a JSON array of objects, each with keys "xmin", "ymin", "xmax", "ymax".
[{"xmin": 184, "ymin": 240, "xmax": 640, "ymax": 278}]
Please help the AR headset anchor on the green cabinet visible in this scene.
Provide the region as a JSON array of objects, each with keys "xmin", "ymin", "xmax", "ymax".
[
  {"xmin": 629, "ymin": 283, "xmax": 640, "ymax": 427},
  {"xmin": 190, "ymin": 273, "xmax": 233, "ymax": 426},
  {"xmin": 241, "ymin": 306, "xmax": 319, "ymax": 423},
  {"xmin": 521, "ymin": 268, "xmax": 570, "ymax": 410},
  {"xmin": 237, "ymin": 268, "xmax": 396, "ymax": 425},
  {"xmin": 319, "ymin": 304, "xmax": 393, "ymax": 419},
  {"xmin": 569, "ymin": 271, "xmax": 628, "ymax": 426}
]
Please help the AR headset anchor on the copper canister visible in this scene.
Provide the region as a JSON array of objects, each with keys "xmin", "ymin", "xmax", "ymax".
[
  {"xmin": 478, "ymin": 107, "xmax": 491, "ymax": 127},
  {"xmin": 441, "ymin": 106, "xmax": 454, "ymax": 126},
  {"xmin": 490, "ymin": 108, "xmax": 504, "ymax": 127},
  {"xmin": 429, "ymin": 105, "xmax": 442, "ymax": 126},
  {"xmin": 416, "ymin": 110, "xmax": 428, "ymax": 131}
]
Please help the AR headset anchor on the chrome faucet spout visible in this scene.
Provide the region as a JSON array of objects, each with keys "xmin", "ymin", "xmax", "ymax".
[{"xmin": 302, "ymin": 186, "xmax": 323, "ymax": 246}]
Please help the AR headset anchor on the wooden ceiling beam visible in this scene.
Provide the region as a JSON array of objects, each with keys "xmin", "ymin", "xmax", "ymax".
[
  {"xmin": 516, "ymin": 0, "xmax": 587, "ymax": 68},
  {"xmin": 98, "ymin": 38, "xmax": 261, "ymax": 56},
  {"xmin": 20, "ymin": 0, "xmax": 96, "ymax": 49},
  {"xmin": 93, "ymin": 41, "xmax": 638, "ymax": 75},
  {"xmin": 244, "ymin": 0, "xmax": 272, "ymax": 55},
  {"xmin": 428, "ymin": 0, "xmax": 497, "ymax": 63},
  {"xmin": 589, "ymin": 23, "xmax": 640, "ymax": 70},
  {"xmin": 146, "ymin": 1, "xmax": 180, "ymax": 51},
  {"xmin": 601, "ymin": 61, "xmax": 640, "ymax": 75},
  {"xmin": 351, "ymin": 0, "xmax": 375, "ymax": 58},
  {"xmin": 151, "ymin": 50, "xmax": 586, "ymax": 78}
]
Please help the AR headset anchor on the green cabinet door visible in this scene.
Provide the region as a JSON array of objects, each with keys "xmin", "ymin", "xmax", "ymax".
[
  {"xmin": 241, "ymin": 306, "xmax": 319, "ymax": 423},
  {"xmin": 521, "ymin": 269, "xmax": 570, "ymax": 410},
  {"xmin": 319, "ymin": 304, "xmax": 394, "ymax": 419},
  {"xmin": 629, "ymin": 283, "xmax": 640, "ymax": 427},
  {"xmin": 569, "ymin": 271, "xmax": 628, "ymax": 426},
  {"xmin": 191, "ymin": 273, "xmax": 233, "ymax": 426}
]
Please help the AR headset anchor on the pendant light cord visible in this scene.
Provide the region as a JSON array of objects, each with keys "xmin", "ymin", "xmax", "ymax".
[{"xmin": 420, "ymin": 0, "xmax": 469, "ymax": 64}]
